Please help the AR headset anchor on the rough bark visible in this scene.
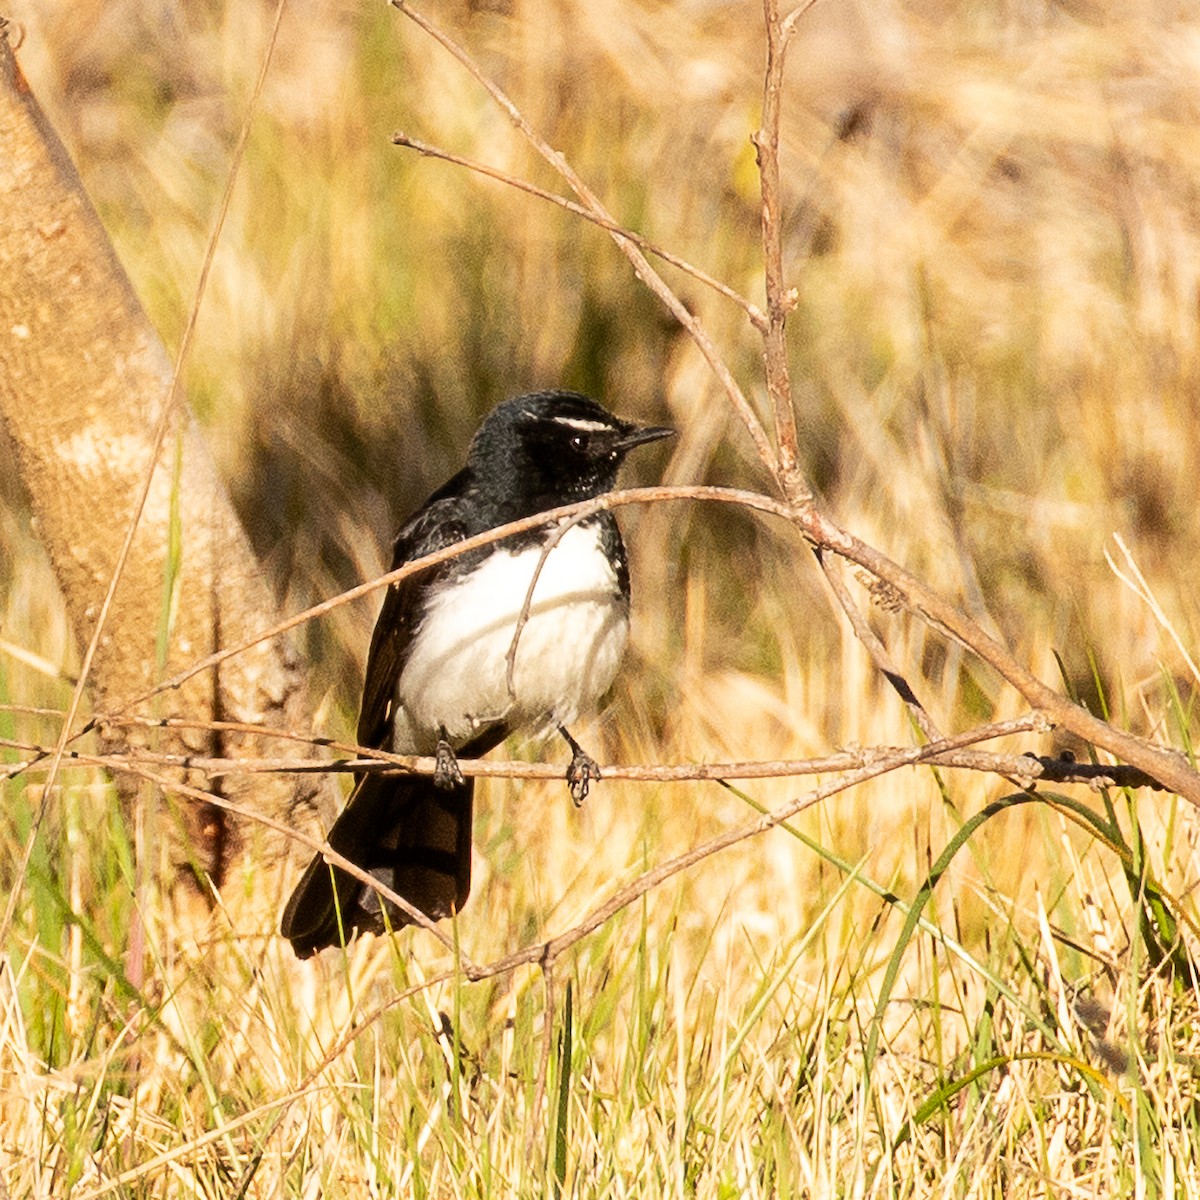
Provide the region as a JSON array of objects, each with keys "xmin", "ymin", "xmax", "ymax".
[{"xmin": 0, "ymin": 26, "xmax": 332, "ymax": 933}]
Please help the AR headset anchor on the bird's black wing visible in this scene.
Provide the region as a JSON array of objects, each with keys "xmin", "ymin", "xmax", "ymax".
[{"xmin": 356, "ymin": 470, "xmax": 473, "ymax": 751}]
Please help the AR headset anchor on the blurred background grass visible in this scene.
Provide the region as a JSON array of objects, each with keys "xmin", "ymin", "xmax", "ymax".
[{"xmin": 3, "ymin": 0, "xmax": 1200, "ymax": 1194}]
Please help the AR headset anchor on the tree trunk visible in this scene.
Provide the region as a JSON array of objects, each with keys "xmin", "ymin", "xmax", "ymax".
[{"xmin": 0, "ymin": 25, "xmax": 333, "ymax": 938}]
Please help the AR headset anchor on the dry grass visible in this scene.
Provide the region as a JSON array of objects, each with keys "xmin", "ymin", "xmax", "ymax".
[{"xmin": 4, "ymin": 0, "xmax": 1200, "ymax": 1195}]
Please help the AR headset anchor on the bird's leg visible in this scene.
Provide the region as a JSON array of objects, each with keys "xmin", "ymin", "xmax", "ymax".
[
  {"xmin": 434, "ymin": 726, "xmax": 465, "ymax": 790},
  {"xmin": 559, "ymin": 724, "xmax": 600, "ymax": 807}
]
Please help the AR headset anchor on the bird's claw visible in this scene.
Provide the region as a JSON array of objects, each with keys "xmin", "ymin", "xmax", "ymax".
[
  {"xmin": 566, "ymin": 750, "xmax": 600, "ymax": 807},
  {"xmin": 434, "ymin": 737, "xmax": 465, "ymax": 790}
]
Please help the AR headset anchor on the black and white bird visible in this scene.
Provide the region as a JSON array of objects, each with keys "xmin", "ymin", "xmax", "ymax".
[{"xmin": 281, "ymin": 390, "xmax": 673, "ymax": 958}]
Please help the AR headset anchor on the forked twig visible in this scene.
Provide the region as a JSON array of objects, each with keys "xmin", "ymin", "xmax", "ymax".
[
  {"xmin": 753, "ymin": 0, "xmax": 943, "ymax": 740},
  {"xmin": 391, "ymin": 131, "xmax": 767, "ymax": 330}
]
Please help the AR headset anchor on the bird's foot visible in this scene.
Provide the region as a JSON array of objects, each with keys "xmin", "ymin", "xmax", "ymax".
[
  {"xmin": 566, "ymin": 751, "xmax": 600, "ymax": 807},
  {"xmin": 434, "ymin": 732, "xmax": 465, "ymax": 790},
  {"xmin": 559, "ymin": 725, "xmax": 600, "ymax": 807}
]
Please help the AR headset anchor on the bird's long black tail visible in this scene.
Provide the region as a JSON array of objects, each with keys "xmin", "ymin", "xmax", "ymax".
[{"xmin": 281, "ymin": 772, "xmax": 474, "ymax": 959}]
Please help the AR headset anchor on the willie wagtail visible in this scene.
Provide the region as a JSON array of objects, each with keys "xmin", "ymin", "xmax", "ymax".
[{"xmin": 281, "ymin": 390, "xmax": 673, "ymax": 957}]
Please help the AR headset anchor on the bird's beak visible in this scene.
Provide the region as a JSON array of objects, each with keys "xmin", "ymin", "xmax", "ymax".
[{"xmin": 615, "ymin": 423, "xmax": 675, "ymax": 452}]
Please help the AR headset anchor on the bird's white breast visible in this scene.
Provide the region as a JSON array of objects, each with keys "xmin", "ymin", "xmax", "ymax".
[{"xmin": 390, "ymin": 521, "xmax": 629, "ymax": 753}]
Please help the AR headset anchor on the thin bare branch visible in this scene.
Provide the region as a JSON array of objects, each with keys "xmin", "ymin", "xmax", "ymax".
[
  {"xmin": 468, "ymin": 721, "xmax": 1034, "ymax": 978},
  {"xmin": 115, "ymin": 488, "xmax": 796, "ymax": 714},
  {"xmin": 9, "ymin": 716, "xmax": 1175, "ymax": 792},
  {"xmin": 116, "ymin": 761, "xmax": 472, "ymax": 962},
  {"xmin": 815, "ymin": 547, "xmax": 942, "ymax": 741},
  {"xmin": 152, "ymin": 719, "xmax": 1034, "ymax": 968},
  {"xmin": 391, "ymin": 130, "xmax": 766, "ymax": 330},
  {"xmin": 504, "ymin": 510, "xmax": 577, "ymax": 702},
  {"xmin": 751, "ymin": 0, "xmax": 817, "ymax": 503},
  {"xmin": 802, "ymin": 506, "xmax": 1200, "ymax": 805}
]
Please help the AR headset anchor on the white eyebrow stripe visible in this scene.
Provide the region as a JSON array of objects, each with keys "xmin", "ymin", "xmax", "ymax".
[{"xmin": 551, "ymin": 416, "xmax": 612, "ymax": 432}]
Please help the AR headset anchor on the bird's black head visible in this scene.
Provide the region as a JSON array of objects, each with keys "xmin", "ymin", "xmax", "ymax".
[{"xmin": 467, "ymin": 391, "xmax": 673, "ymax": 515}]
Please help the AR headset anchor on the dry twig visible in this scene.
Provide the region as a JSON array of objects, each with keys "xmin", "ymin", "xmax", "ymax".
[{"xmin": 391, "ymin": 130, "xmax": 767, "ymax": 330}]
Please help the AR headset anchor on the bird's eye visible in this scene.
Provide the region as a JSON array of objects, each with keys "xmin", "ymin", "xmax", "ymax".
[{"xmin": 569, "ymin": 434, "xmax": 587, "ymax": 452}]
